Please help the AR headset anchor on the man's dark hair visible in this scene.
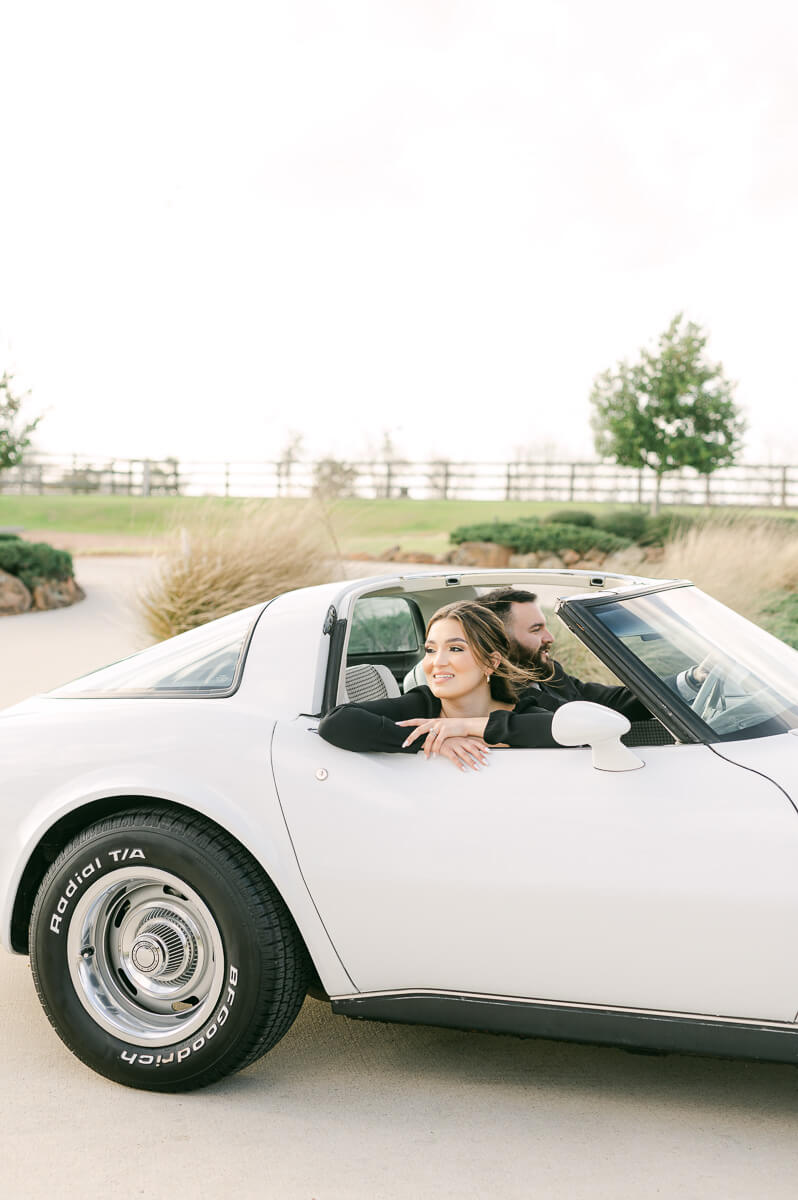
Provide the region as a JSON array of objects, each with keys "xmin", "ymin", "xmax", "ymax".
[
  {"xmin": 478, "ymin": 587, "xmax": 555, "ymax": 682},
  {"xmin": 478, "ymin": 588, "xmax": 538, "ymax": 624}
]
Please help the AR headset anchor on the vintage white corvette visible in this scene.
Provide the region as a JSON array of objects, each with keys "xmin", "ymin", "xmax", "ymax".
[{"xmin": 2, "ymin": 567, "xmax": 798, "ymax": 1092}]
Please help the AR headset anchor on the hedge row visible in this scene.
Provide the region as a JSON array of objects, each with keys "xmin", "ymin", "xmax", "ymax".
[
  {"xmin": 450, "ymin": 508, "xmax": 704, "ymax": 551},
  {"xmin": 449, "ymin": 521, "xmax": 631, "ymax": 556},
  {"xmin": 0, "ymin": 540, "xmax": 74, "ymax": 590},
  {"xmin": 542, "ymin": 508, "xmax": 700, "ymax": 545}
]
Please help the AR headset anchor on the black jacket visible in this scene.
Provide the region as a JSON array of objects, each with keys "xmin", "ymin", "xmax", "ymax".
[
  {"xmin": 522, "ymin": 661, "xmax": 651, "ymax": 722},
  {"xmin": 318, "ymin": 662, "xmax": 650, "ymax": 754}
]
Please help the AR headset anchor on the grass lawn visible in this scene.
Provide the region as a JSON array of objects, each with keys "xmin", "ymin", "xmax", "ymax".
[{"xmin": 3, "ymin": 494, "xmax": 796, "ymax": 558}]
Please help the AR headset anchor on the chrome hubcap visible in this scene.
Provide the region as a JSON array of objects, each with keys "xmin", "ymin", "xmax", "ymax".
[
  {"xmin": 67, "ymin": 867, "xmax": 225, "ymax": 1047},
  {"xmin": 125, "ymin": 908, "xmax": 198, "ymax": 982}
]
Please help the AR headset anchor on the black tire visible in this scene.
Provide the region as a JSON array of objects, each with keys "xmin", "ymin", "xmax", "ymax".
[{"xmin": 29, "ymin": 806, "xmax": 309, "ymax": 1091}]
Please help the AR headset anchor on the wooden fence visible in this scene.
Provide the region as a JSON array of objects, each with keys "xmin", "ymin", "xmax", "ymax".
[{"xmin": 2, "ymin": 453, "xmax": 797, "ymax": 508}]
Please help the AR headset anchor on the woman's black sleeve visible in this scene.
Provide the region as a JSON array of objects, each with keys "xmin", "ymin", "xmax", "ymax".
[
  {"xmin": 318, "ymin": 686, "xmax": 440, "ymax": 753},
  {"xmin": 483, "ymin": 698, "xmax": 561, "ymax": 749}
]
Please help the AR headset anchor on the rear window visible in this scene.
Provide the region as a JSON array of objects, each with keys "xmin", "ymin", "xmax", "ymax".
[{"xmin": 50, "ymin": 605, "xmax": 264, "ymax": 697}]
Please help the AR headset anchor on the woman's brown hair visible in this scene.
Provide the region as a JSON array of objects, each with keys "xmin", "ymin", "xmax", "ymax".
[{"xmin": 425, "ymin": 600, "xmax": 544, "ymax": 704}]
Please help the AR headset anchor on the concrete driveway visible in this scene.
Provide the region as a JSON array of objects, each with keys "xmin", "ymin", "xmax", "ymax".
[{"xmin": 2, "ymin": 558, "xmax": 798, "ymax": 1199}]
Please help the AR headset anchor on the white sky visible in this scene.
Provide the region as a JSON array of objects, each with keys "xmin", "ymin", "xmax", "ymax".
[{"xmin": 1, "ymin": 0, "xmax": 797, "ymax": 466}]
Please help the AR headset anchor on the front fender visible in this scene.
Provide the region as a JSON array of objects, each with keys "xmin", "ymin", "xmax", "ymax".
[{"xmin": 0, "ymin": 700, "xmax": 354, "ymax": 995}]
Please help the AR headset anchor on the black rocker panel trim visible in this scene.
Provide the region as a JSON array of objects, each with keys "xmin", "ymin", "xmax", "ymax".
[{"xmin": 331, "ymin": 992, "xmax": 798, "ymax": 1066}]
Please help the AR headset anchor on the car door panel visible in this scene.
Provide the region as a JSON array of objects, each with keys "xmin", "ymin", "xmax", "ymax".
[{"xmin": 273, "ymin": 719, "xmax": 798, "ymax": 1021}]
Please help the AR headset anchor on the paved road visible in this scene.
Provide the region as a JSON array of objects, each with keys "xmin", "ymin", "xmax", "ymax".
[
  {"xmin": 1, "ymin": 556, "xmax": 157, "ymax": 709},
  {"xmin": 2, "ymin": 558, "xmax": 798, "ymax": 1199}
]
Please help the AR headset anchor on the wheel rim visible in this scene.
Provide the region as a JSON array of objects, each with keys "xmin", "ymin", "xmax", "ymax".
[{"xmin": 66, "ymin": 867, "xmax": 225, "ymax": 1047}]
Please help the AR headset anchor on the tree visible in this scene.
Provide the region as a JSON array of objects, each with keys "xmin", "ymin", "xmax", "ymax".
[
  {"xmin": 312, "ymin": 456, "xmax": 358, "ymax": 499},
  {"xmin": 276, "ymin": 430, "xmax": 304, "ymax": 496},
  {"xmin": 590, "ymin": 316, "xmax": 745, "ymax": 513},
  {"xmin": 0, "ymin": 373, "xmax": 40, "ymax": 471}
]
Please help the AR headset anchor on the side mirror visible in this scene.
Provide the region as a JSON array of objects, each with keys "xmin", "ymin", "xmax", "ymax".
[{"xmin": 551, "ymin": 701, "xmax": 644, "ymax": 772}]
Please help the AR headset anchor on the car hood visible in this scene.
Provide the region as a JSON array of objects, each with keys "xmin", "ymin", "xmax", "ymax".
[{"xmin": 711, "ymin": 732, "xmax": 798, "ymax": 803}]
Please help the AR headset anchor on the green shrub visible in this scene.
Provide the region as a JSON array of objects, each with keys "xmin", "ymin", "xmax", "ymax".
[
  {"xmin": 544, "ymin": 509, "xmax": 596, "ymax": 527},
  {"xmin": 449, "ymin": 521, "xmax": 629, "ymax": 555},
  {"xmin": 639, "ymin": 512, "xmax": 697, "ymax": 546},
  {"xmin": 595, "ymin": 509, "xmax": 648, "ymax": 542},
  {"xmin": 0, "ymin": 540, "xmax": 73, "ymax": 589},
  {"xmin": 449, "ymin": 521, "xmax": 523, "ymax": 545},
  {"xmin": 0, "ymin": 532, "xmax": 20, "ymax": 540}
]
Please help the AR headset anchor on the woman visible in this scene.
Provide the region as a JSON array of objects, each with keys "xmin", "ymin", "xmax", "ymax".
[{"xmin": 319, "ymin": 600, "xmax": 563, "ymax": 771}]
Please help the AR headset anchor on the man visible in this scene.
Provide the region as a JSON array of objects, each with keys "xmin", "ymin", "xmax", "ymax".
[{"xmin": 478, "ymin": 586, "xmax": 699, "ymax": 724}]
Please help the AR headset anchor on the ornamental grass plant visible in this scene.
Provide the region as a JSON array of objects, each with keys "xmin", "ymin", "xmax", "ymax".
[
  {"xmin": 648, "ymin": 515, "xmax": 798, "ymax": 627},
  {"xmin": 138, "ymin": 500, "xmax": 343, "ymax": 640}
]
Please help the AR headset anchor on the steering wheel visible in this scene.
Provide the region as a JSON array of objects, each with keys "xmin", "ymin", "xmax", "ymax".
[{"xmin": 690, "ymin": 664, "xmax": 727, "ymax": 723}]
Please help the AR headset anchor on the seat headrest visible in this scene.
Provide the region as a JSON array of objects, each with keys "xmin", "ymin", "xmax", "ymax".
[{"xmin": 344, "ymin": 663, "xmax": 401, "ymax": 703}]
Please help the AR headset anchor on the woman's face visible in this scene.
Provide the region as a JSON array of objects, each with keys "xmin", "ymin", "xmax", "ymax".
[{"xmin": 422, "ymin": 617, "xmax": 487, "ymax": 700}]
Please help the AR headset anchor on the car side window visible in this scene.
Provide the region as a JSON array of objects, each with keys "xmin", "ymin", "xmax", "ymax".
[
  {"xmin": 49, "ymin": 605, "xmax": 263, "ymax": 697},
  {"xmin": 348, "ymin": 597, "xmax": 421, "ymax": 655}
]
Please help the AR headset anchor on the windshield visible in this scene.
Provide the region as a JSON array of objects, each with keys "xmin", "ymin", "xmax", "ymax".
[{"xmin": 588, "ymin": 586, "xmax": 798, "ymax": 741}]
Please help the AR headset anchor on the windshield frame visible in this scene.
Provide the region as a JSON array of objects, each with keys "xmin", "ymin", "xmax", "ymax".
[{"xmin": 557, "ymin": 581, "xmax": 707, "ymax": 744}]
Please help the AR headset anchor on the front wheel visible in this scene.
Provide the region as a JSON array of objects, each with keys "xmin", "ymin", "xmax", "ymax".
[{"xmin": 30, "ymin": 807, "xmax": 309, "ymax": 1091}]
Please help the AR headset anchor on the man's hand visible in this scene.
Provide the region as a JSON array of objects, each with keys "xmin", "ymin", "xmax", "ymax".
[
  {"xmin": 397, "ymin": 716, "xmax": 489, "ymax": 758},
  {"xmin": 687, "ymin": 654, "xmax": 719, "ymax": 690}
]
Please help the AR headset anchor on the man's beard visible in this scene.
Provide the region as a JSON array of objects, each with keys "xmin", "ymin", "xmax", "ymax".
[{"xmin": 510, "ymin": 638, "xmax": 552, "ymax": 671}]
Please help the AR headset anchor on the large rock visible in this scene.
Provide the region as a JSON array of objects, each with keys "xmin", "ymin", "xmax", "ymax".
[
  {"xmin": 509, "ymin": 552, "xmax": 540, "ymax": 567},
  {"xmin": 32, "ymin": 577, "xmax": 86, "ymax": 610},
  {"xmin": 0, "ymin": 569, "xmax": 32, "ymax": 615},
  {"xmin": 450, "ymin": 541, "xmax": 512, "ymax": 567},
  {"xmin": 537, "ymin": 554, "xmax": 565, "ymax": 569},
  {"xmin": 392, "ymin": 550, "xmax": 440, "ymax": 563},
  {"xmin": 603, "ymin": 546, "xmax": 648, "ymax": 573}
]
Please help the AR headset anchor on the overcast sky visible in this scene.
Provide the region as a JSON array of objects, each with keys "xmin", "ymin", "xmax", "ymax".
[{"xmin": 2, "ymin": 0, "xmax": 796, "ymax": 466}]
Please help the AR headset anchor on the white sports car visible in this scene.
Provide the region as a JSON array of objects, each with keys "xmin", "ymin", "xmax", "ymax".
[{"xmin": 2, "ymin": 567, "xmax": 798, "ymax": 1092}]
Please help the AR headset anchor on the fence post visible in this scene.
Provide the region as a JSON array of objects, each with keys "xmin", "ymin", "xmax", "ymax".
[
  {"xmin": 637, "ymin": 469, "xmax": 644, "ymax": 505},
  {"xmin": 782, "ymin": 465, "xmax": 789, "ymax": 508},
  {"xmin": 142, "ymin": 459, "xmax": 151, "ymax": 497},
  {"xmin": 385, "ymin": 460, "xmax": 392, "ymax": 499},
  {"xmin": 704, "ymin": 474, "xmax": 711, "ymax": 505},
  {"xmin": 568, "ymin": 462, "xmax": 576, "ymax": 502},
  {"xmin": 224, "ymin": 463, "xmax": 230, "ymax": 498}
]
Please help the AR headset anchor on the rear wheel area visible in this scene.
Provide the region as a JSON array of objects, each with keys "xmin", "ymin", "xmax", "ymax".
[{"xmin": 30, "ymin": 807, "xmax": 309, "ymax": 1091}]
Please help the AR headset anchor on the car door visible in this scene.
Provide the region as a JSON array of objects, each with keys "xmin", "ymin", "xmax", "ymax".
[{"xmin": 273, "ymin": 718, "xmax": 798, "ymax": 1022}]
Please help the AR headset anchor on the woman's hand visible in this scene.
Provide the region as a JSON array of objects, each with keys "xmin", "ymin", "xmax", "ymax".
[
  {"xmin": 437, "ymin": 736, "xmax": 491, "ymax": 772},
  {"xmin": 397, "ymin": 715, "xmax": 489, "ymax": 758}
]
